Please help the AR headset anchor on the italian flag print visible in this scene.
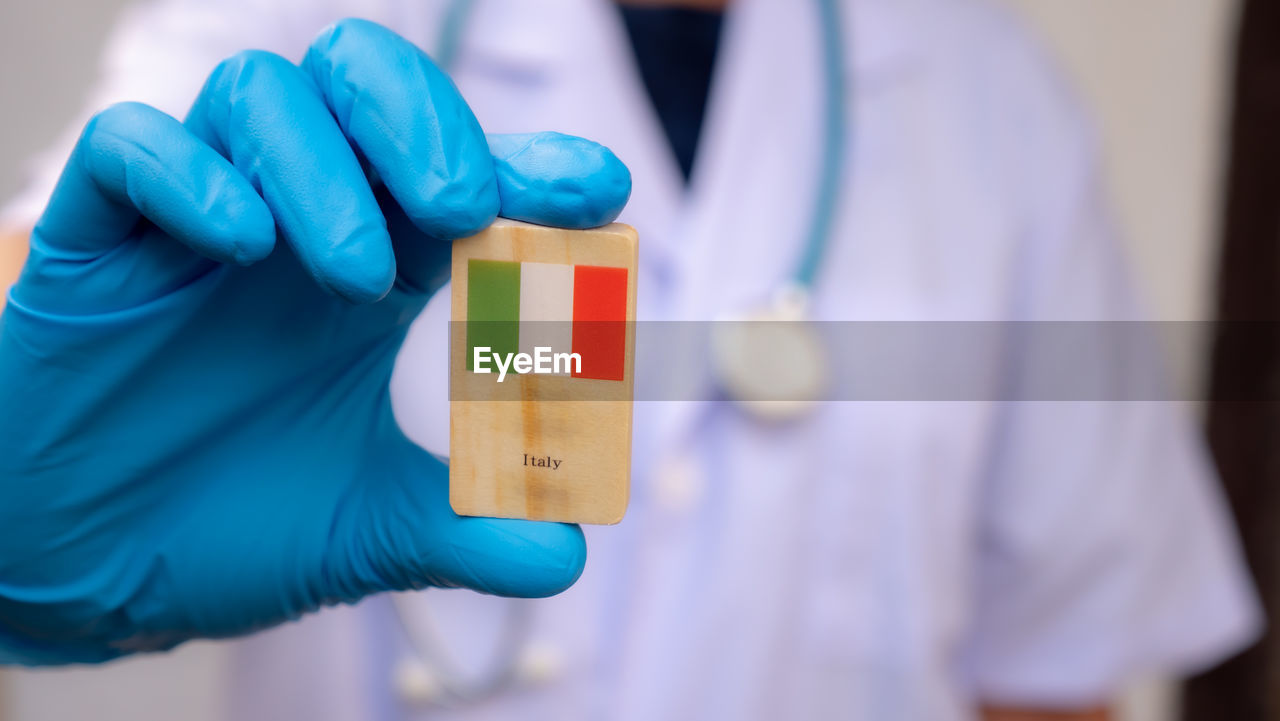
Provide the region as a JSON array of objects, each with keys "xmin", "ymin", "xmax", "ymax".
[{"xmin": 466, "ymin": 259, "xmax": 628, "ymax": 381}]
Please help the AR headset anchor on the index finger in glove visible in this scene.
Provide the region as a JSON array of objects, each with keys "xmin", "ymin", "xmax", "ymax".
[{"xmin": 15, "ymin": 102, "xmax": 276, "ymax": 313}]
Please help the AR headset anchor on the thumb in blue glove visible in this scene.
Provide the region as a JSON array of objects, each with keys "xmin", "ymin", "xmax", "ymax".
[{"xmin": 0, "ymin": 18, "xmax": 631, "ymax": 665}]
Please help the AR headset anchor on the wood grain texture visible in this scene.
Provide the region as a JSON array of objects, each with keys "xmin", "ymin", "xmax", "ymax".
[{"xmin": 449, "ymin": 220, "xmax": 638, "ymax": 525}]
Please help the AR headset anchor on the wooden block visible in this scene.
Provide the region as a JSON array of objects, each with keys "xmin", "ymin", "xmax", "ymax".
[{"xmin": 449, "ymin": 219, "xmax": 638, "ymax": 525}]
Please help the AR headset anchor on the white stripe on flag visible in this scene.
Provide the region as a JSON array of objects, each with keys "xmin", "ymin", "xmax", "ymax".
[{"xmin": 518, "ymin": 261, "xmax": 575, "ymax": 375}]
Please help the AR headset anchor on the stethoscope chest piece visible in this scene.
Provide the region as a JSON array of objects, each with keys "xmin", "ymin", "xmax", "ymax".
[{"xmin": 711, "ymin": 284, "xmax": 828, "ymax": 421}]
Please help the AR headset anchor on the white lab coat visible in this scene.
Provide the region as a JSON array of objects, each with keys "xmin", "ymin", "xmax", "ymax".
[{"xmin": 3, "ymin": 0, "xmax": 1262, "ymax": 719}]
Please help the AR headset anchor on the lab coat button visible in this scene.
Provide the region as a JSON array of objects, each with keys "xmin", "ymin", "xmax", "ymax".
[
  {"xmin": 393, "ymin": 657, "xmax": 445, "ymax": 706},
  {"xmin": 652, "ymin": 453, "xmax": 706, "ymax": 514},
  {"xmin": 515, "ymin": 641, "xmax": 565, "ymax": 686}
]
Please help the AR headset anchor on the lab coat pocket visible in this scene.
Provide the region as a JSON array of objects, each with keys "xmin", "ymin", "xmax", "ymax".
[
  {"xmin": 794, "ymin": 402, "xmax": 887, "ymax": 664},
  {"xmin": 795, "ymin": 402, "xmax": 991, "ymax": 670}
]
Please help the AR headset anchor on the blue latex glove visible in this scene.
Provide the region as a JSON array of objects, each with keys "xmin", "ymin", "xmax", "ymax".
[{"xmin": 0, "ymin": 18, "xmax": 631, "ymax": 665}]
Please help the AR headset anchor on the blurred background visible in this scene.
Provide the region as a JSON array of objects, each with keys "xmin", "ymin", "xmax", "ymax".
[{"xmin": 0, "ymin": 0, "xmax": 1270, "ymax": 720}]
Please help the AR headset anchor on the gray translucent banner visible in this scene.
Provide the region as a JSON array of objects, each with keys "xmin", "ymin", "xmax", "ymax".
[{"xmin": 447, "ymin": 321, "xmax": 1279, "ymax": 401}]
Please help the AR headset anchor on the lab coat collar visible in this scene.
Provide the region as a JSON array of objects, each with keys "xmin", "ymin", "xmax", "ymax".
[
  {"xmin": 457, "ymin": 0, "xmax": 926, "ymax": 84},
  {"xmin": 449, "ymin": 0, "xmax": 928, "ymax": 292}
]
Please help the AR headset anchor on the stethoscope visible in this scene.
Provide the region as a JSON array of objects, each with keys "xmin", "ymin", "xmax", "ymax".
[
  {"xmin": 392, "ymin": 0, "xmax": 848, "ymax": 706},
  {"xmin": 708, "ymin": 0, "xmax": 845, "ymax": 422}
]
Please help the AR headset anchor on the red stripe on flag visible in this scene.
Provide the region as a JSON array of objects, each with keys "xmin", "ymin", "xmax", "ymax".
[{"xmin": 571, "ymin": 265, "xmax": 628, "ymax": 381}]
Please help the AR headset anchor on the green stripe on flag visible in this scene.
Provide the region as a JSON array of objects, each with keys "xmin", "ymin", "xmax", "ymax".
[{"xmin": 467, "ymin": 259, "xmax": 521, "ymax": 371}]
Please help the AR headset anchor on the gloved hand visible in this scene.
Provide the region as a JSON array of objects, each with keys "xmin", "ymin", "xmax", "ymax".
[{"xmin": 0, "ymin": 18, "xmax": 630, "ymax": 665}]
